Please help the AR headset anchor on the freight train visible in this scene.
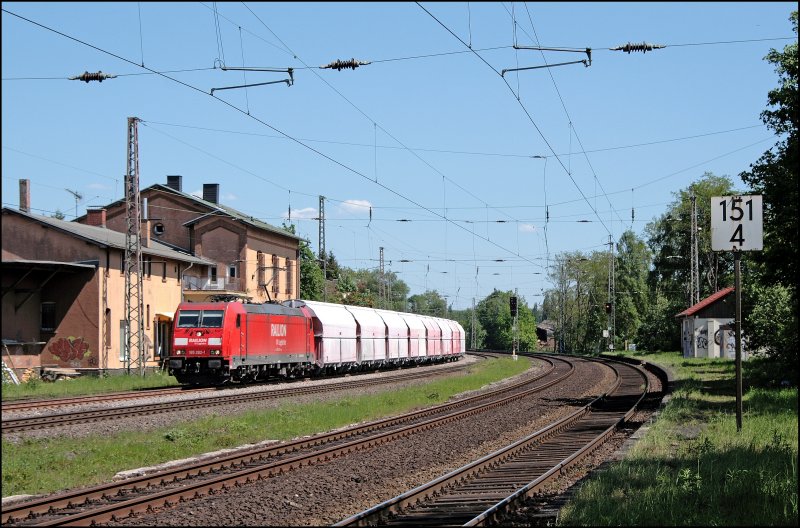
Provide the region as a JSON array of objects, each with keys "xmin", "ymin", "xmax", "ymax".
[{"xmin": 167, "ymin": 299, "xmax": 466, "ymax": 385}]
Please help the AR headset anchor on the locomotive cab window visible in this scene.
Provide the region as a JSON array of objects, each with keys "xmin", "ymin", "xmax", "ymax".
[
  {"xmin": 200, "ymin": 310, "xmax": 224, "ymax": 328},
  {"xmin": 177, "ymin": 310, "xmax": 200, "ymax": 327}
]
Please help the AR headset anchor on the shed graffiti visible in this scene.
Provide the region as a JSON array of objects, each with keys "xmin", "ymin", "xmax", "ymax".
[
  {"xmin": 49, "ymin": 336, "xmax": 92, "ymax": 365},
  {"xmin": 696, "ymin": 327, "xmax": 708, "ymax": 352}
]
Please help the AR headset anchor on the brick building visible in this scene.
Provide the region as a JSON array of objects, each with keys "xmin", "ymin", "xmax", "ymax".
[
  {"xmin": 78, "ymin": 176, "xmax": 303, "ymax": 303},
  {"xmin": 2, "ymin": 205, "xmax": 214, "ymax": 376}
]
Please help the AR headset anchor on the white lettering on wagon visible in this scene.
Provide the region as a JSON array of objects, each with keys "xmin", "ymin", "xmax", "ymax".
[{"xmin": 271, "ymin": 323, "xmax": 287, "ymax": 337}]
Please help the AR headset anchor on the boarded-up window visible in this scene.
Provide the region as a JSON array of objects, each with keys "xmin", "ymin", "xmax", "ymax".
[
  {"xmin": 105, "ymin": 308, "xmax": 111, "ymax": 348},
  {"xmin": 257, "ymin": 251, "xmax": 265, "ymax": 286},
  {"xmin": 41, "ymin": 302, "xmax": 56, "ymax": 332},
  {"xmin": 272, "ymin": 255, "xmax": 279, "ymax": 295},
  {"xmin": 286, "ymin": 260, "xmax": 293, "ymax": 296},
  {"xmin": 143, "ymin": 255, "xmax": 152, "ymax": 278}
]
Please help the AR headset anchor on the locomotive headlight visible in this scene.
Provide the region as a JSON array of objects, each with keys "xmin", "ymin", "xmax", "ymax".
[
  {"xmin": 210, "ymin": 349, "xmax": 221, "ymax": 355},
  {"xmin": 175, "ymin": 349, "xmax": 185, "ymax": 355}
]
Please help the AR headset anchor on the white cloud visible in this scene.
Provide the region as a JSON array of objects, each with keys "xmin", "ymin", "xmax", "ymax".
[
  {"xmin": 338, "ymin": 199, "xmax": 372, "ymax": 215},
  {"xmin": 519, "ymin": 223, "xmax": 536, "ymax": 233},
  {"xmin": 288, "ymin": 207, "xmax": 318, "ymax": 219}
]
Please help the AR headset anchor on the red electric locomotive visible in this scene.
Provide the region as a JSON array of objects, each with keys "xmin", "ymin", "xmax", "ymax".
[
  {"xmin": 169, "ymin": 301, "xmax": 314, "ymax": 384},
  {"xmin": 169, "ymin": 299, "xmax": 466, "ymax": 385}
]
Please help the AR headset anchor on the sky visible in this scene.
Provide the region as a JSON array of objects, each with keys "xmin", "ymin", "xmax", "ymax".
[{"xmin": 2, "ymin": 2, "xmax": 795, "ymax": 310}]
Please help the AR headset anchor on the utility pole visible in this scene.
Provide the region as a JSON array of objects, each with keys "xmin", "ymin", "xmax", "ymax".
[
  {"xmin": 607, "ymin": 235, "xmax": 616, "ymax": 351},
  {"xmin": 379, "ymin": 247, "xmax": 385, "ymax": 308},
  {"xmin": 65, "ymin": 188, "xmax": 83, "ymax": 219},
  {"xmin": 512, "ymin": 288, "xmax": 519, "ymax": 359},
  {"xmin": 690, "ymin": 195, "xmax": 700, "ymax": 306},
  {"xmin": 124, "ymin": 117, "xmax": 145, "ymax": 376},
  {"xmin": 559, "ymin": 261, "xmax": 566, "ymax": 354},
  {"xmin": 471, "ymin": 298, "xmax": 477, "ymax": 350},
  {"xmin": 318, "ymin": 195, "xmax": 326, "ymax": 301}
]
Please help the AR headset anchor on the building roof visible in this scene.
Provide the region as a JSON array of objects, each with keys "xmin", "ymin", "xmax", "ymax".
[
  {"xmin": 675, "ymin": 286, "xmax": 735, "ymax": 318},
  {"xmin": 85, "ymin": 183, "xmax": 302, "ymax": 242},
  {"xmin": 2, "ymin": 208, "xmax": 215, "ymax": 266},
  {"xmin": 1, "ymin": 259, "xmax": 98, "ymax": 270}
]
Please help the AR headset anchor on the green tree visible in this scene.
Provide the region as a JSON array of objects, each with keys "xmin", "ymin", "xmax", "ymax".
[
  {"xmin": 546, "ymin": 252, "xmax": 608, "ymax": 354},
  {"xmin": 739, "ymin": 11, "xmax": 797, "ymax": 293},
  {"xmin": 739, "ymin": 11, "xmax": 798, "ymax": 383},
  {"xmin": 408, "ymin": 290, "xmax": 448, "ymax": 316},
  {"xmin": 449, "ymin": 307, "xmax": 485, "ymax": 350},
  {"xmin": 615, "ymin": 230, "xmax": 651, "ymax": 348},
  {"xmin": 299, "ymin": 240, "xmax": 324, "ymax": 301},
  {"xmin": 645, "ymin": 173, "xmax": 738, "ymax": 305},
  {"xmin": 635, "ymin": 289, "xmax": 678, "ymax": 352},
  {"xmin": 282, "ymin": 223, "xmax": 324, "ymax": 301},
  {"xmin": 476, "ymin": 290, "xmax": 537, "ymax": 352}
]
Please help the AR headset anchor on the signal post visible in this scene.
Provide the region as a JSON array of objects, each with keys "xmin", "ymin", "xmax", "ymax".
[{"xmin": 710, "ymin": 195, "xmax": 763, "ymax": 432}]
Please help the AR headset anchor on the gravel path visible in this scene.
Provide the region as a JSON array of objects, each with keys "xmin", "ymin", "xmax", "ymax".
[{"xmin": 107, "ymin": 357, "xmax": 615, "ymax": 527}]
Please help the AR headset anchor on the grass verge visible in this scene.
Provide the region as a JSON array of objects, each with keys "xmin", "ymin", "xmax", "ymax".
[
  {"xmin": 1, "ymin": 371, "xmax": 179, "ymax": 401},
  {"xmin": 559, "ymin": 351, "xmax": 798, "ymax": 526},
  {"xmin": 2, "ymin": 356, "xmax": 530, "ymax": 497}
]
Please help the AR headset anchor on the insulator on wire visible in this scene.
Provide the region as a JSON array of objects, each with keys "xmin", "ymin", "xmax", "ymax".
[
  {"xmin": 69, "ymin": 71, "xmax": 117, "ymax": 82},
  {"xmin": 610, "ymin": 42, "xmax": 665, "ymax": 54},
  {"xmin": 320, "ymin": 58, "xmax": 371, "ymax": 71}
]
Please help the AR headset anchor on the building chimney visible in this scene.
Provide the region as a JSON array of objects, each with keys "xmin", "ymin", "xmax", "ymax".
[
  {"xmin": 166, "ymin": 175, "xmax": 182, "ymax": 192},
  {"xmin": 19, "ymin": 179, "xmax": 30, "ymax": 213},
  {"xmin": 86, "ymin": 207, "xmax": 107, "ymax": 228},
  {"xmin": 142, "ymin": 219, "xmax": 151, "ymax": 248},
  {"xmin": 203, "ymin": 183, "xmax": 219, "ymax": 204}
]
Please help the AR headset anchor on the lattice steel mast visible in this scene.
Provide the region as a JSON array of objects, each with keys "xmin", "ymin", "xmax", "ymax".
[
  {"xmin": 124, "ymin": 117, "xmax": 145, "ymax": 375},
  {"xmin": 319, "ymin": 195, "xmax": 326, "ymax": 301},
  {"xmin": 690, "ymin": 195, "xmax": 700, "ymax": 306},
  {"xmin": 607, "ymin": 235, "xmax": 616, "ymax": 350}
]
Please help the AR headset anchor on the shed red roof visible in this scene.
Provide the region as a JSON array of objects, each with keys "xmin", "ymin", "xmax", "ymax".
[{"xmin": 675, "ymin": 286, "xmax": 735, "ymax": 318}]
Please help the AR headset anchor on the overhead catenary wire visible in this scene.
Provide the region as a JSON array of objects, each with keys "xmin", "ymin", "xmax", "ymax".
[
  {"xmin": 417, "ymin": 2, "xmax": 612, "ymax": 237},
  {"xmin": 237, "ymin": 2, "xmax": 539, "ymax": 255},
  {"xmin": 516, "ymin": 2, "xmax": 627, "ymax": 230},
  {"xmin": 1, "ymin": 7, "xmax": 548, "ymax": 274},
  {"xmin": 238, "ymin": 3, "xmax": 527, "ymax": 230},
  {"xmin": 136, "ymin": 119, "xmax": 767, "ymax": 160}
]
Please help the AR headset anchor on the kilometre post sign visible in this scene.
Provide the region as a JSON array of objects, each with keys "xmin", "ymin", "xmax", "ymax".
[{"xmin": 711, "ymin": 195, "xmax": 763, "ymax": 251}]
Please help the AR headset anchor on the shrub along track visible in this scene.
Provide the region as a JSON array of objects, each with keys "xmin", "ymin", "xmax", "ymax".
[{"xmin": 1, "ymin": 354, "xmax": 575, "ymax": 526}]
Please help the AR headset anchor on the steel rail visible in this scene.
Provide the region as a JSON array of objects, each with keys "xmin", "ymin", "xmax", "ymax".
[
  {"xmin": 334, "ymin": 358, "xmax": 649, "ymax": 527},
  {"xmin": 1, "ymin": 362, "xmax": 471, "ymax": 434},
  {"xmin": 1, "ymin": 387, "xmax": 205, "ymax": 412},
  {"xmin": 2, "ymin": 356, "xmax": 572, "ymax": 525},
  {"xmin": 3, "ymin": 353, "xmax": 495, "ymax": 414}
]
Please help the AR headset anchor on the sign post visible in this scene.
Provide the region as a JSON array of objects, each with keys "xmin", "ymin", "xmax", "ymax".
[{"xmin": 711, "ymin": 195, "xmax": 763, "ymax": 432}]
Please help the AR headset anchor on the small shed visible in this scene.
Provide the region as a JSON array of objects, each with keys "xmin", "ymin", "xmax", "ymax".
[{"xmin": 675, "ymin": 287, "xmax": 747, "ymax": 360}]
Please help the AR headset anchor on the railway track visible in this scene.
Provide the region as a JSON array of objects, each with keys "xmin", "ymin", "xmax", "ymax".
[
  {"xmin": 1, "ymin": 355, "xmax": 575, "ymax": 526},
  {"xmin": 334, "ymin": 358, "xmax": 653, "ymax": 526},
  {"xmin": 2, "ymin": 354, "xmax": 498, "ymax": 415},
  {"xmin": 1, "ymin": 386, "xmax": 206, "ymax": 412},
  {"xmin": 1, "ymin": 361, "xmax": 473, "ymax": 435}
]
